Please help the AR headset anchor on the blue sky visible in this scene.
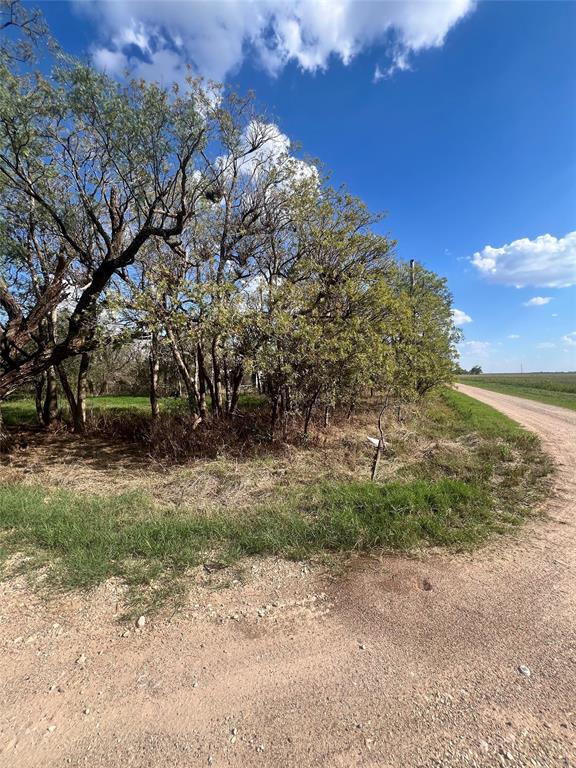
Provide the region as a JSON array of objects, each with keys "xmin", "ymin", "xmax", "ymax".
[{"xmin": 38, "ymin": 0, "xmax": 576, "ymax": 372}]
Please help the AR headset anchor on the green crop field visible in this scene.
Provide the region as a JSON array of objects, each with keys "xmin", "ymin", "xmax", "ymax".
[{"xmin": 458, "ymin": 372, "xmax": 576, "ymax": 410}]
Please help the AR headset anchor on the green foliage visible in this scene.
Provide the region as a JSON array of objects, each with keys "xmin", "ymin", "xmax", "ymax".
[{"xmin": 0, "ymin": 5, "xmax": 459, "ymax": 424}]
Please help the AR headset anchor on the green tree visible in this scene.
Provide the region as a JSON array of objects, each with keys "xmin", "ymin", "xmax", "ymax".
[{"xmin": 0, "ymin": 44, "xmax": 210, "ymax": 437}]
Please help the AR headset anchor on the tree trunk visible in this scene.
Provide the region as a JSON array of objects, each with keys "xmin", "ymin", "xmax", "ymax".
[
  {"xmin": 303, "ymin": 389, "xmax": 320, "ymax": 436},
  {"xmin": 75, "ymin": 353, "xmax": 89, "ymax": 433},
  {"xmin": 57, "ymin": 363, "xmax": 77, "ymax": 422},
  {"xmin": 346, "ymin": 395, "xmax": 356, "ymax": 421},
  {"xmin": 42, "ymin": 365, "xmax": 58, "ymax": 427},
  {"xmin": 196, "ymin": 343, "xmax": 212, "ymax": 419},
  {"xmin": 280, "ymin": 388, "xmax": 288, "ymax": 441},
  {"xmin": 0, "ymin": 404, "xmax": 8, "ymax": 451},
  {"xmin": 229, "ymin": 367, "xmax": 243, "ymax": 415},
  {"xmin": 35, "ymin": 375, "xmax": 45, "ymax": 425},
  {"xmin": 270, "ymin": 394, "xmax": 279, "ymax": 440},
  {"xmin": 211, "ymin": 337, "xmax": 222, "ymax": 417},
  {"xmin": 197, "ymin": 366, "xmax": 207, "ymax": 420},
  {"xmin": 149, "ymin": 333, "xmax": 160, "ymax": 420},
  {"xmin": 223, "ymin": 357, "xmax": 231, "ymax": 416},
  {"xmin": 166, "ymin": 326, "xmax": 199, "ymax": 416},
  {"xmin": 57, "ymin": 353, "xmax": 89, "ymax": 432}
]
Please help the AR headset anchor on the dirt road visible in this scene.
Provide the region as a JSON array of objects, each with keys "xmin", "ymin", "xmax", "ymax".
[{"xmin": 1, "ymin": 386, "xmax": 575, "ymax": 767}]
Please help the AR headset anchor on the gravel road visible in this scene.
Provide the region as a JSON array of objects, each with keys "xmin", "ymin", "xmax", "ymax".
[{"xmin": 1, "ymin": 385, "xmax": 575, "ymax": 767}]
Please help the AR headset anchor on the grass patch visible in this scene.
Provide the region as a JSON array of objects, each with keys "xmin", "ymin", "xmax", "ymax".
[
  {"xmin": 0, "ymin": 389, "xmax": 553, "ymax": 602},
  {"xmin": 0, "ymin": 395, "xmax": 180, "ymax": 427},
  {"xmin": 434, "ymin": 387, "xmax": 533, "ymax": 438},
  {"xmin": 0, "ymin": 476, "xmax": 493, "ymax": 591},
  {"xmin": 1, "ymin": 392, "xmax": 268, "ymax": 428},
  {"xmin": 458, "ymin": 373, "xmax": 576, "ymax": 411}
]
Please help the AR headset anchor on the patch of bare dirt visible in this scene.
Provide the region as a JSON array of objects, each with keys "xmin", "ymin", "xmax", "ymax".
[{"xmin": 0, "ymin": 386, "xmax": 575, "ymax": 767}]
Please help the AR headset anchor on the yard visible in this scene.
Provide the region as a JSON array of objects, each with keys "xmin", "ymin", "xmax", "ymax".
[{"xmin": 0, "ymin": 389, "xmax": 552, "ymax": 612}]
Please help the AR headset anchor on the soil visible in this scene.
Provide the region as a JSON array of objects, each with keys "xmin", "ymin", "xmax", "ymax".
[{"xmin": 0, "ymin": 384, "xmax": 574, "ymax": 767}]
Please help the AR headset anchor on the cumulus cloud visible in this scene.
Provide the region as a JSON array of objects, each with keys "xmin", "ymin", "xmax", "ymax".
[
  {"xmin": 471, "ymin": 231, "xmax": 576, "ymax": 288},
  {"xmin": 452, "ymin": 308, "xmax": 472, "ymax": 326},
  {"xmin": 523, "ymin": 296, "xmax": 552, "ymax": 307},
  {"xmin": 75, "ymin": 0, "xmax": 475, "ymax": 84},
  {"xmin": 563, "ymin": 331, "xmax": 576, "ymax": 347},
  {"xmin": 507, "ymin": 334, "xmax": 520, "ymax": 339},
  {"xmin": 214, "ymin": 120, "xmax": 318, "ymax": 195}
]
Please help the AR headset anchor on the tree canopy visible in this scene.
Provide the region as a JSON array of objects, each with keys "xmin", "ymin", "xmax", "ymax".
[{"xmin": 0, "ymin": 4, "xmax": 460, "ymax": 439}]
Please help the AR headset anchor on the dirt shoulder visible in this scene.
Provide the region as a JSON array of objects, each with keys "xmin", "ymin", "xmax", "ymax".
[{"xmin": 1, "ymin": 387, "xmax": 575, "ymax": 767}]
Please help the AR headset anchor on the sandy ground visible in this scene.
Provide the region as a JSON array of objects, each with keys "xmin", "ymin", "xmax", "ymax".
[{"xmin": 1, "ymin": 385, "xmax": 575, "ymax": 768}]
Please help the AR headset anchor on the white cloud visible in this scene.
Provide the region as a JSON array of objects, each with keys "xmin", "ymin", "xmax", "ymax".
[
  {"xmin": 373, "ymin": 65, "xmax": 385, "ymax": 84},
  {"xmin": 536, "ymin": 342, "xmax": 555, "ymax": 349},
  {"xmin": 523, "ymin": 296, "xmax": 552, "ymax": 307},
  {"xmin": 452, "ymin": 308, "xmax": 472, "ymax": 326},
  {"xmin": 507, "ymin": 334, "xmax": 520, "ymax": 339},
  {"xmin": 459, "ymin": 340, "xmax": 491, "ymax": 356},
  {"xmin": 92, "ymin": 47, "xmax": 127, "ymax": 74},
  {"xmin": 563, "ymin": 331, "xmax": 576, "ymax": 347},
  {"xmin": 76, "ymin": 0, "xmax": 475, "ymax": 84},
  {"xmin": 471, "ymin": 231, "xmax": 576, "ymax": 288},
  {"xmin": 215, "ymin": 120, "xmax": 318, "ymax": 193}
]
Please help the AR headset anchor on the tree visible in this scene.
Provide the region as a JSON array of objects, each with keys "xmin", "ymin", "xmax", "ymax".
[
  {"xmin": 0, "ymin": 47, "xmax": 212, "ymax": 438},
  {"xmin": 469, "ymin": 365, "xmax": 483, "ymax": 375},
  {"xmin": 380, "ymin": 261, "xmax": 460, "ymax": 406},
  {"xmin": 121, "ymin": 111, "xmax": 321, "ymax": 423},
  {"xmin": 0, "ymin": 4, "xmax": 461, "ymax": 446},
  {"xmin": 0, "ymin": 0, "xmax": 48, "ymax": 63},
  {"xmin": 252, "ymin": 187, "xmax": 396, "ymax": 436}
]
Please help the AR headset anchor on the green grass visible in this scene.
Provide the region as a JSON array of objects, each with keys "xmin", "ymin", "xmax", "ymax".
[
  {"xmin": 0, "ymin": 395, "xmax": 156, "ymax": 427},
  {"xmin": 436, "ymin": 387, "xmax": 529, "ymax": 436},
  {"xmin": 0, "ymin": 389, "xmax": 552, "ymax": 603},
  {"xmin": 0, "ymin": 477, "xmax": 492, "ymax": 588},
  {"xmin": 458, "ymin": 373, "xmax": 576, "ymax": 410},
  {"xmin": 0, "ymin": 392, "xmax": 268, "ymax": 427}
]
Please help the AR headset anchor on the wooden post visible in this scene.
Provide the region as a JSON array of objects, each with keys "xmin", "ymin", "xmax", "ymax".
[
  {"xmin": 369, "ymin": 401, "xmax": 390, "ymax": 481},
  {"xmin": 370, "ymin": 438, "xmax": 383, "ymax": 481}
]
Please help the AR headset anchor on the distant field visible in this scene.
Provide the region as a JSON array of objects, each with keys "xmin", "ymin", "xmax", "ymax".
[
  {"xmin": 458, "ymin": 373, "xmax": 576, "ymax": 411},
  {"xmin": 0, "ymin": 393, "xmax": 268, "ymax": 427},
  {"xmin": 0, "ymin": 395, "xmax": 159, "ymax": 427}
]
